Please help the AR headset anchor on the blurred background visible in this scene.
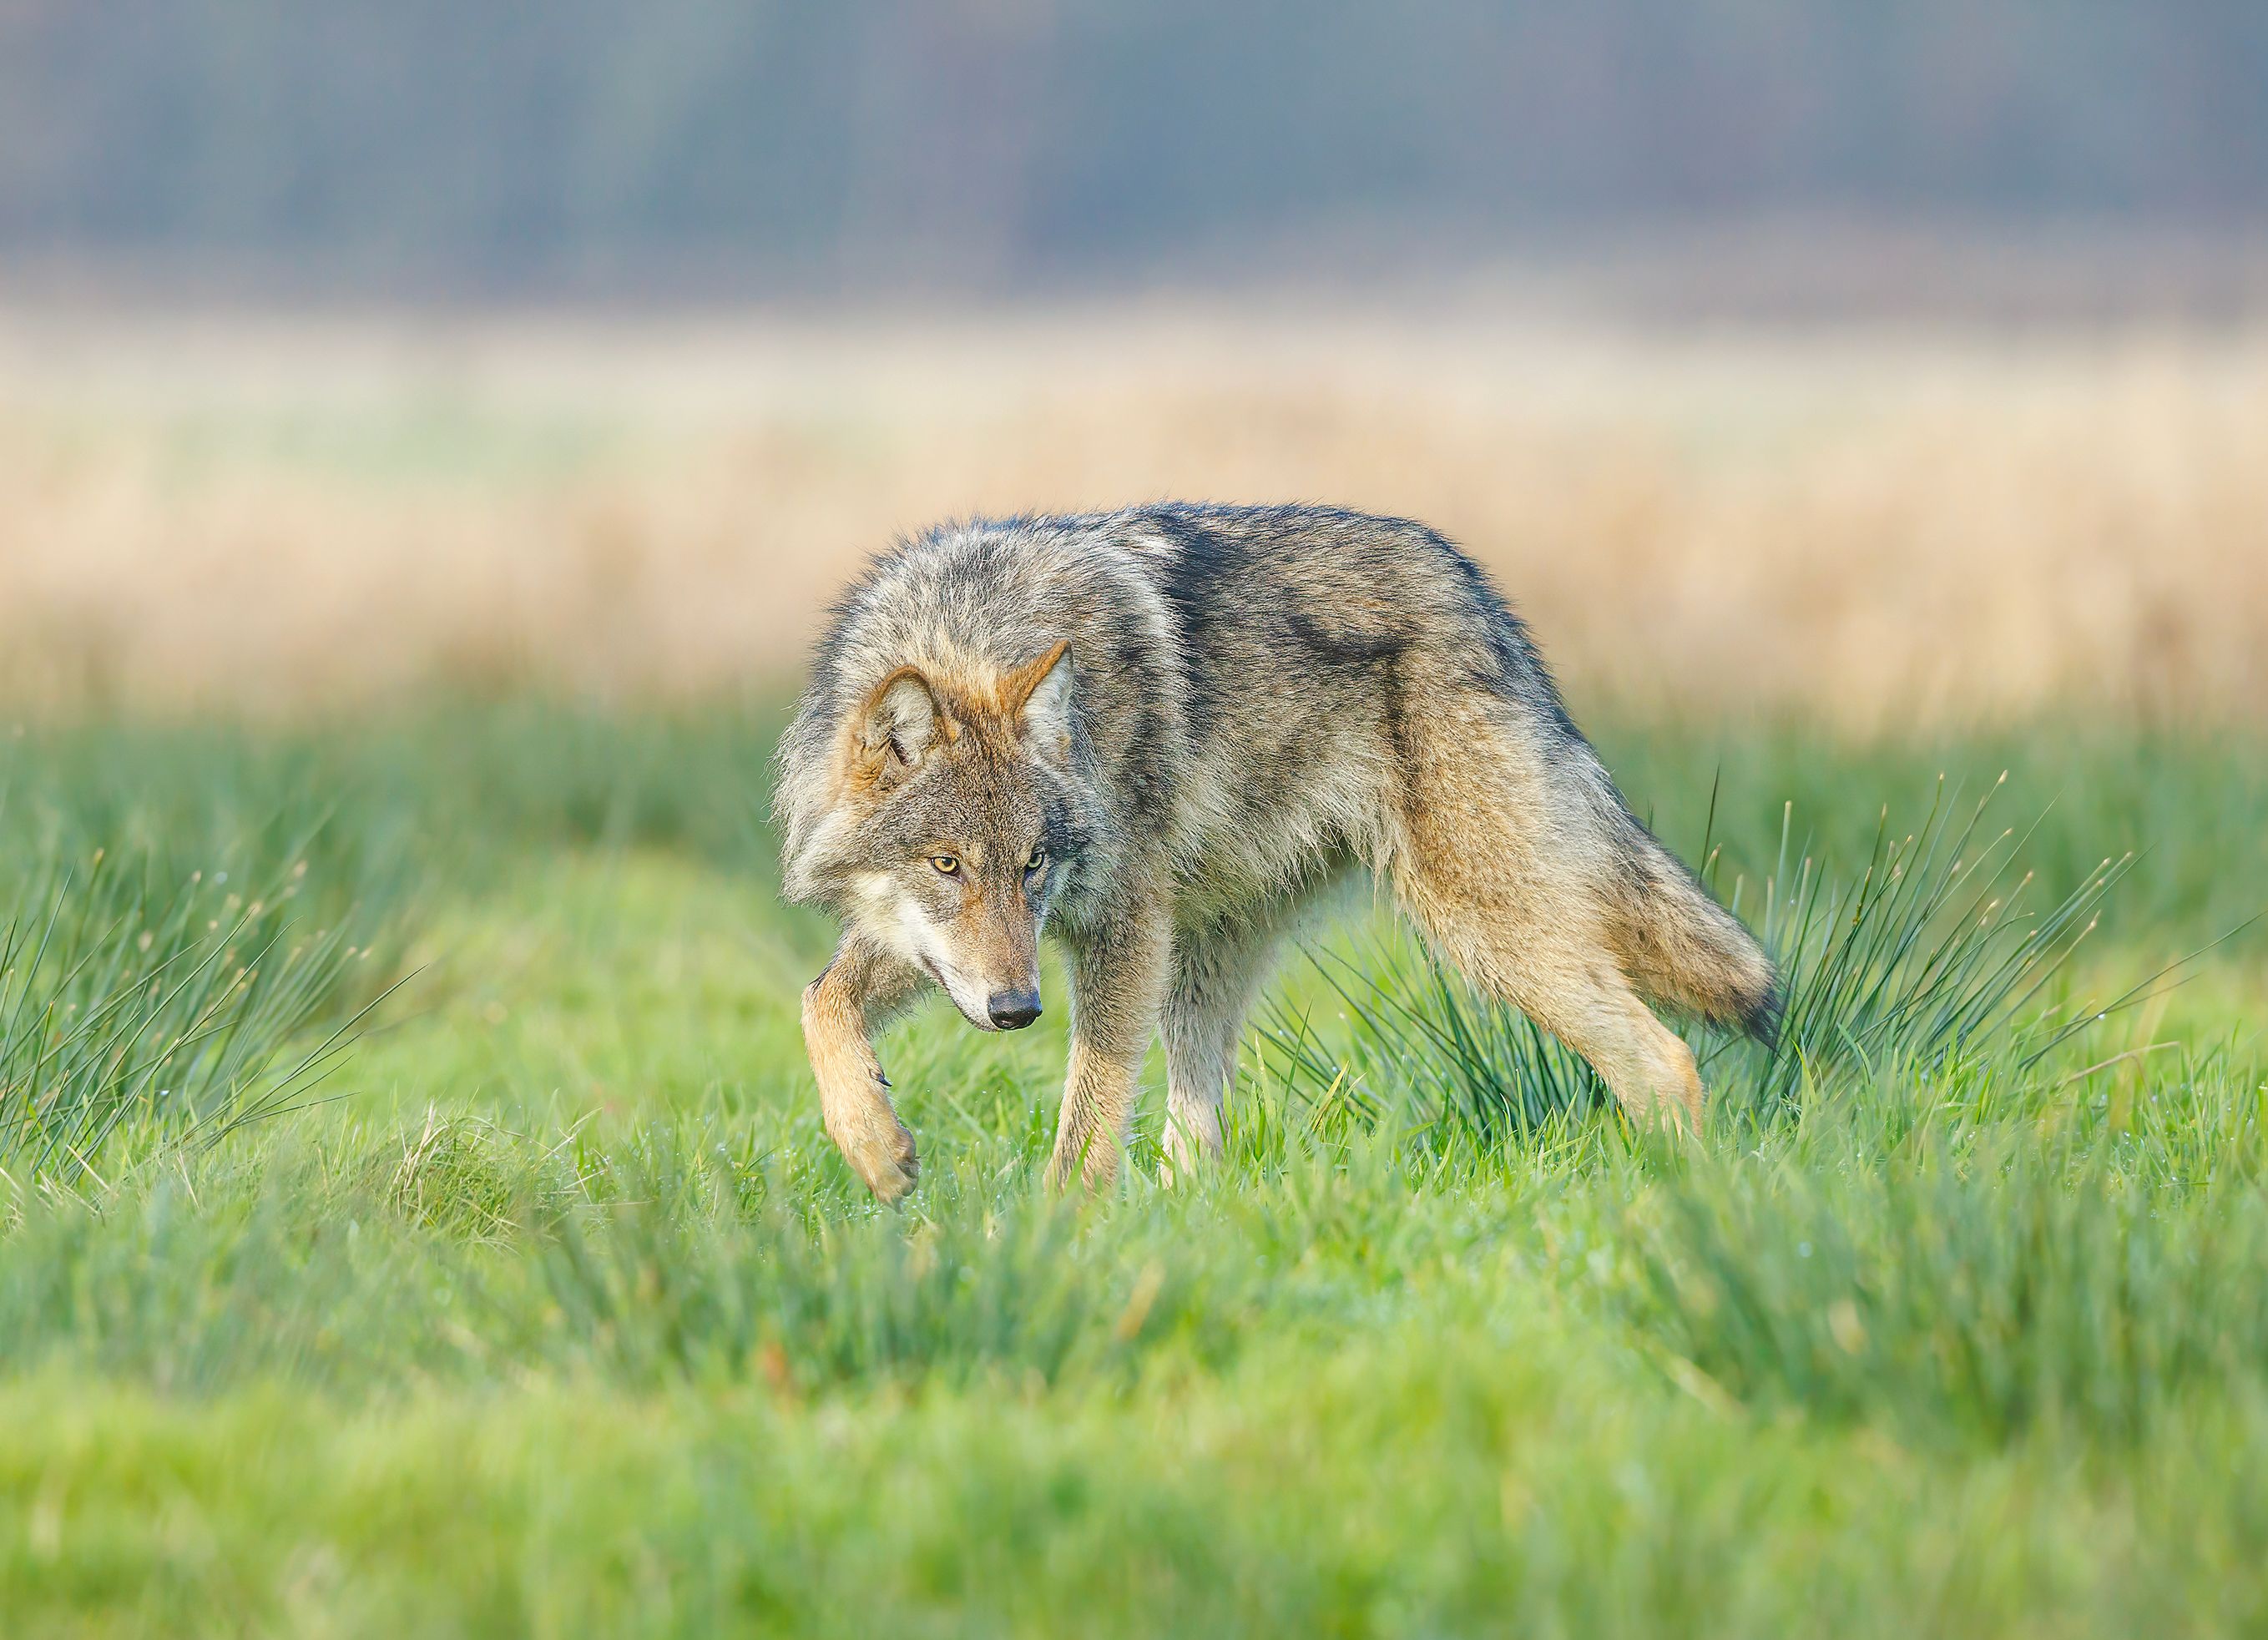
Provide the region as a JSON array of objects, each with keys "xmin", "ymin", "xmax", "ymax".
[{"xmin": 3, "ymin": 0, "xmax": 2265, "ymax": 724}]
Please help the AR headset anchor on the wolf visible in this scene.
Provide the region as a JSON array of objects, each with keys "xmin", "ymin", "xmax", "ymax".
[{"xmin": 775, "ymin": 504, "xmax": 1778, "ymax": 1200}]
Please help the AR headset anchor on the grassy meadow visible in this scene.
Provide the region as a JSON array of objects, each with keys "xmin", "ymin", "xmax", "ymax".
[{"xmin": 2, "ymin": 314, "xmax": 2265, "ymax": 1635}]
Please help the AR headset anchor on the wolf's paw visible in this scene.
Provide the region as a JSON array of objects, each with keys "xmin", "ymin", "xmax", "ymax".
[
  {"xmin": 829, "ymin": 1109, "xmax": 921, "ymax": 1203},
  {"xmin": 1158, "ymin": 1109, "xmax": 1222, "ymax": 1188},
  {"xmin": 1157, "ymin": 1136, "xmax": 1200, "ymax": 1189}
]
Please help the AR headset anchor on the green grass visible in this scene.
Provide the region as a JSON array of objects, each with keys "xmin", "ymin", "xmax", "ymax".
[{"xmin": 1, "ymin": 704, "xmax": 2264, "ymax": 1636}]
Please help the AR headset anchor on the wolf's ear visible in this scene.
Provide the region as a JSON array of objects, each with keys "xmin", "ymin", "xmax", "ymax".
[
  {"xmin": 1004, "ymin": 639, "xmax": 1073, "ymax": 759},
  {"xmin": 859, "ymin": 666, "xmax": 950, "ymax": 771}
]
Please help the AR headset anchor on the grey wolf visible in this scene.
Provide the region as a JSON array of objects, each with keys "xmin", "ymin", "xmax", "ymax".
[{"xmin": 775, "ymin": 504, "xmax": 1778, "ymax": 1199}]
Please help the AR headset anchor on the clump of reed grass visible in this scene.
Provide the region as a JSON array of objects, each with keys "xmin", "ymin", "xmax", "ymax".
[{"xmin": 0, "ymin": 844, "xmax": 384, "ymax": 1192}]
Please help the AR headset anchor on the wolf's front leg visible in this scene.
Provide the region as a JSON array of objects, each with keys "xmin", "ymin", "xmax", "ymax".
[
  {"xmin": 802, "ymin": 941, "xmax": 925, "ymax": 1202},
  {"xmin": 1048, "ymin": 905, "xmax": 1172, "ymax": 1192}
]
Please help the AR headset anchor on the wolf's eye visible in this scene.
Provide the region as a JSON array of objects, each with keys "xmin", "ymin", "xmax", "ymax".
[
  {"xmin": 930, "ymin": 854, "xmax": 960, "ymax": 876},
  {"xmin": 1025, "ymin": 846, "xmax": 1048, "ymax": 874}
]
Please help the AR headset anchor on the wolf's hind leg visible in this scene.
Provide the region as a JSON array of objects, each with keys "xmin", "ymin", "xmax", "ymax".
[
  {"xmin": 1048, "ymin": 901, "xmax": 1172, "ymax": 1193},
  {"xmin": 1400, "ymin": 862, "xmax": 1706, "ymax": 1128},
  {"xmin": 1414, "ymin": 890, "xmax": 1705, "ymax": 1127},
  {"xmin": 1160, "ymin": 911, "xmax": 1290, "ymax": 1183},
  {"xmin": 1387, "ymin": 706, "xmax": 1706, "ymax": 1128},
  {"xmin": 1488, "ymin": 953, "xmax": 1705, "ymax": 1127},
  {"xmin": 802, "ymin": 941, "xmax": 927, "ymax": 1201}
]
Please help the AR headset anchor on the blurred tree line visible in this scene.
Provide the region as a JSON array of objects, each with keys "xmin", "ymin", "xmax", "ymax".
[{"xmin": 1, "ymin": 0, "xmax": 2262, "ymax": 291}]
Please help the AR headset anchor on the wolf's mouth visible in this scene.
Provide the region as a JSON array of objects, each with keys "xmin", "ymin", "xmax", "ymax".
[{"xmin": 917, "ymin": 954, "xmax": 997, "ymax": 1030}]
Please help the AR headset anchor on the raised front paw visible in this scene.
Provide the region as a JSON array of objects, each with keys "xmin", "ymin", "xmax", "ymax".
[{"xmin": 828, "ymin": 1104, "xmax": 921, "ymax": 1203}]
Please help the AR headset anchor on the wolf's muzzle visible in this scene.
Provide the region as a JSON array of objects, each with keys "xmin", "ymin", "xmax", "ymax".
[{"xmin": 987, "ymin": 988, "xmax": 1042, "ymax": 1030}]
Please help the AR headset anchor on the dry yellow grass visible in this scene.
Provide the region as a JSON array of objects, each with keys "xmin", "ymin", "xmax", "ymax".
[{"xmin": 3, "ymin": 305, "xmax": 2263, "ymax": 725}]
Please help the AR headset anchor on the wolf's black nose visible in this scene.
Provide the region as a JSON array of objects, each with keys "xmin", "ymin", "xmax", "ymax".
[{"xmin": 988, "ymin": 989, "xmax": 1042, "ymax": 1030}]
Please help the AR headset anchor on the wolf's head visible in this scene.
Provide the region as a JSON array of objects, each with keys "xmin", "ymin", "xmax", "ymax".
[{"xmin": 797, "ymin": 640, "xmax": 1080, "ymax": 1031}]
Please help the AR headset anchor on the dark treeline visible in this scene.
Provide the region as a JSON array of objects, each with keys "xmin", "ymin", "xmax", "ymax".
[{"xmin": 2, "ymin": 0, "xmax": 2264, "ymax": 293}]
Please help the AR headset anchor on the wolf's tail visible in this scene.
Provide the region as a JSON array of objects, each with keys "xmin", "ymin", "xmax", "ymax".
[{"xmin": 1603, "ymin": 821, "xmax": 1782, "ymax": 1046}]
